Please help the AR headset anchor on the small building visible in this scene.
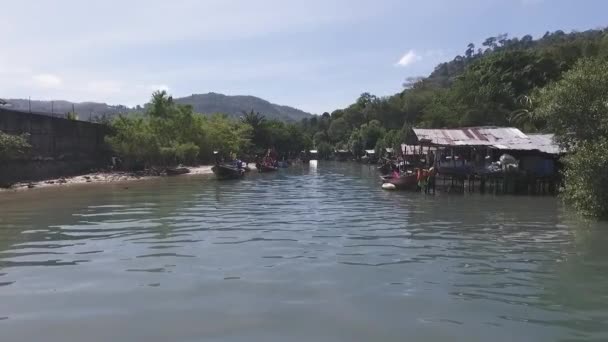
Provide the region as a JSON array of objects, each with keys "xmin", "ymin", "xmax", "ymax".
[{"xmin": 411, "ymin": 126, "xmax": 563, "ymax": 177}]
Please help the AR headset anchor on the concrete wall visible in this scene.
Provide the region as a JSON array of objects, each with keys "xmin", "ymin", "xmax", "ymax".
[{"xmin": 0, "ymin": 108, "xmax": 111, "ymax": 184}]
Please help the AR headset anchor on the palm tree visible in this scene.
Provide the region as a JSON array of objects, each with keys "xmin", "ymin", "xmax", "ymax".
[
  {"xmin": 149, "ymin": 90, "xmax": 173, "ymax": 118},
  {"xmin": 509, "ymin": 95, "xmax": 540, "ymax": 131},
  {"xmin": 240, "ymin": 110, "xmax": 265, "ymax": 128},
  {"xmin": 241, "ymin": 110, "xmax": 266, "ymax": 149}
]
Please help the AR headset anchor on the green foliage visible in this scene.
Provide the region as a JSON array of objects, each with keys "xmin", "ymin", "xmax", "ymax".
[
  {"xmin": 106, "ymin": 91, "xmax": 252, "ymax": 167},
  {"xmin": 327, "ymin": 117, "xmax": 349, "ymax": 143},
  {"xmin": 105, "ymin": 116, "xmax": 160, "ymax": 168},
  {"xmin": 241, "ymin": 110, "xmax": 266, "ymax": 149},
  {"xmin": 66, "ymin": 112, "xmax": 79, "ymax": 120},
  {"xmin": 316, "ymin": 142, "xmax": 333, "ymax": 160},
  {"xmin": 561, "ymin": 138, "xmax": 608, "ymax": 218},
  {"xmin": 205, "ymin": 114, "xmax": 252, "ymax": 156},
  {"xmin": 358, "ymin": 120, "xmax": 385, "ymax": 149},
  {"xmin": 537, "ymin": 58, "xmax": 608, "ymax": 149},
  {"xmin": 0, "ymin": 132, "xmax": 31, "ymax": 161},
  {"xmin": 536, "ymin": 57, "xmax": 608, "ymax": 218},
  {"xmin": 313, "ymin": 131, "xmax": 328, "ymax": 147},
  {"xmin": 348, "ymin": 129, "xmax": 364, "ymax": 158}
]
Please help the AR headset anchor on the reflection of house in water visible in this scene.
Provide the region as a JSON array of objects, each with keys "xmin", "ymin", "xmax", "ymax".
[{"xmin": 406, "ymin": 127, "xmax": 563, "ymax": 194}]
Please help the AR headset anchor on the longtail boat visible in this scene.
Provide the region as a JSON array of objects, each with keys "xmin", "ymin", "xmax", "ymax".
[
  {"xmin": 256, "ymin": 163, "xmax": 278, "ymax": 173},
  {"xmin": 166, "ymin": 167, "xmax": 190, "ymax": 176},
  {"xmin": 211, "ymin": 164, "xmax": 245, "ymax": 180}
]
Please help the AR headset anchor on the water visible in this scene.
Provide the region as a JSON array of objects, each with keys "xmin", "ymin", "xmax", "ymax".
[{"xmin": 1, "ymin": 162, "xmax": 608, "ymax": 342}]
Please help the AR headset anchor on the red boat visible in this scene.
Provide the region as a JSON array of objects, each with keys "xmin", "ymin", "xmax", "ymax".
[{"xmin": 381, "ymin": 173, "xmax": 418, "ymax": 190}]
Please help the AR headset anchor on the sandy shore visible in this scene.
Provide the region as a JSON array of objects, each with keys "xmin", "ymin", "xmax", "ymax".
[{"xmin": 1, "ymin": 165, "xmax": 215, "ymax": 192}]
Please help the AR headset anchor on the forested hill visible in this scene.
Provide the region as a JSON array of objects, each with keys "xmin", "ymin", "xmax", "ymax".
[
  {"xmin": 3, "ymin": 93, "xmax": 312, "ymax": 122},
  {"xmin": 174, "ymin": 93, "xmax": 311, "ymax": 122},
  {"xmin": 311, "ymin": 28, "xmax": 608, "ymax": 141}
]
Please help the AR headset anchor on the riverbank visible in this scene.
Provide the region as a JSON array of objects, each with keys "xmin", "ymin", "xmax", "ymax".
[{"xmin": 0, "ymin": 165, "xmax": 215, "ymax": 192}]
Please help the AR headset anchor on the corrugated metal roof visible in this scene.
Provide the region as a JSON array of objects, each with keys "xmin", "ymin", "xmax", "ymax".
[{"xmin": 412, "ymin": 127, "xmax": 561, "ymax": 155}]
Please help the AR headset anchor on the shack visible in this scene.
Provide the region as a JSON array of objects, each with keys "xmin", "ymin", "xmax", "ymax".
[{"xmin": 410, "ymin": 127, "xmax": 563, "ymax": 194}]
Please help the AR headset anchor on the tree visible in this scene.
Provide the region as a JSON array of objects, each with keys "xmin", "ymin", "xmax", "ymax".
[
  {"xmin": 359, "ymin": 120, "xmax": 385, "ymax": 149},
  {"xmin": 316, "ymin": 142, "xmax": 333, "ymax": 160},
  {"xmin": 536, "ymin": 57, "xmax": 608, "ymax": 218},
  {"xmin": 149, "ymin": 90, "xmax": 174, "ymax": 119},
  {"xmin": 537, "ymin": 58, "xmax": 608, "ymax": 149},
  {"xmin": 0, "ymin": 132, "xmax": 31, "ymax": 161},
  {"xmin": 348, "ymin": 129, "xmax": 364, "ymax": 159},
  {"xmin": 327, "ymin": 117, "xmax": 349, "ymax": 144},
  {"xmin": 206, "ymin": 114, "xmax": 252, "ymax": 155},
  {"xmin": 561, "ymin": 138, "xmax": 608, "ymax": 218},
  {"xmin": 241, "ymin": 110, "xmax": 266, "ymax": 148},
  {"xmin": 465, "ymin": 43, "xmax": 475, "ymax": 59},
  {"xmin": 313, "ymin": 131, "xmax": 328, "ymax": 147}
]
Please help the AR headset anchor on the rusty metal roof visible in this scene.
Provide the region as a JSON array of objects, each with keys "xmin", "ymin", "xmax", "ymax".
[{"xmin": 412, "ymin": 127, "xmax": 561, "ymax": 154}]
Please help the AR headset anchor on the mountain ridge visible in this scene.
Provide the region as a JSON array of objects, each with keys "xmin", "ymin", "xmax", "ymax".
[{"xmin": 2, "ymin": 92, "xmax": 313, "ymax": 122}]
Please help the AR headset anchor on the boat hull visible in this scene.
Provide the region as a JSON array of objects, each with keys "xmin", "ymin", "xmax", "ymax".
[
  {"xmin": 257, "ymin": 164, "xmax": 279, "ymax": 173},
  {"xmin": 212, "ymin": 165, "xmax": 245, "ymax": 180},
  {"xmin": 381, "ymin": 174, "xmax": 418, "ymax": 190},
  {"xmin": 166, "ymin": 167, "xmax": 190, "ymax": 176}
]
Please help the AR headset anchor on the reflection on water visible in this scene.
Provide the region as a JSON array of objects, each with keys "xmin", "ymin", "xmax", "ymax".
[{"xmin": 1, "ymin": 162, "xmax": 608, "ymax": 342}]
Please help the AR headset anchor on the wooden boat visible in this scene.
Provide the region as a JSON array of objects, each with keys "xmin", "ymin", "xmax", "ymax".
[
  {"xmin": 381, "ymin": 173, "xmax": 418, "ymax": 190},
  {"xmin": 256, "ymin": 163, "xmax": 278, "ymax": 173},
  {"xmin": 166, "ymin": 167, "xmax": 190, "ymax": 176},
  {"xmin": 211, "ymin": 164, "xmax": 245, "ymax": 180}
]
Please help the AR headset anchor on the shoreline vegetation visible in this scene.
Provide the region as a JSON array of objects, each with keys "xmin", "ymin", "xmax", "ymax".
[{"xmin": 2, "ymin": 28, "xmax": 608, "ymax": 217}]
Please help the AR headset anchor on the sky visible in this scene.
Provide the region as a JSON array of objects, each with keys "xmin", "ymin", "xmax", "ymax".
[{"xmin": 0, "ymin": 0, "xmax": 607, "ymax": 114}]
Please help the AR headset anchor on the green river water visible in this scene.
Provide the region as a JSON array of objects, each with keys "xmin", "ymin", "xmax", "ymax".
[{"xmin": 1, "ymin": 162, "xmax": 607, "ymax": 341}]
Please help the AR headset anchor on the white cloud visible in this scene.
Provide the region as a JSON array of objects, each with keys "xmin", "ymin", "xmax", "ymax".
[
  {"xmin": 396, "ymin": 50, "xmax": 422, "ymax": 67},
  {"xmin": 32, "ymin": 74, "xmax": 63, "ymax": 88}
]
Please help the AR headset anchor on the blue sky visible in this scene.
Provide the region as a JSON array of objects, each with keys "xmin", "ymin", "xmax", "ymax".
[{"xmin": 0, "ymin": 0, "xmax": 606, "ymax": 114}]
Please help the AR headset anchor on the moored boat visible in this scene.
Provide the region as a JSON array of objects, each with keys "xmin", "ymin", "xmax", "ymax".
[
  {"xmin": 381, "ymin": 173, "xmax": 418, "ymax": 190},
  {"xmin": 212, "ymin": 164, "xmax": 245, "ymax": 180},
  {"xmin": 256, "ymin": 163, "xmax": 278, "ymax": 172},
  {"xmin": 166, "ymin": 167, "xmax": 190, "ymax": 176}
]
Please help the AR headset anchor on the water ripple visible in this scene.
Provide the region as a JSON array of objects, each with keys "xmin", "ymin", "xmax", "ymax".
[{"xmin": 0, "ymin": 162, "xmax": 607, "ymax": 341}]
